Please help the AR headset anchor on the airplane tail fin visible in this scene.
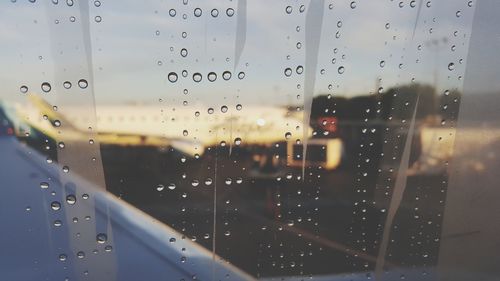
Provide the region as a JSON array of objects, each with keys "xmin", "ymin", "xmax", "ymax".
[{"xmin": 27, "ymin": 95, "xmax": 79, "ymax": 132}]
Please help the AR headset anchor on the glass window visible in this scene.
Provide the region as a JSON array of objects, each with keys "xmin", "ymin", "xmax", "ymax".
[{"xmin": 1, "ymin": 0, "xmax": 499, "ymax": 280}]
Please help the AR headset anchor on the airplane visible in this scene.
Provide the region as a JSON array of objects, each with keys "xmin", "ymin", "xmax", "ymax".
[{"xmin": 6, "ymin": 94, "xmax": 311, "ymax": 160}]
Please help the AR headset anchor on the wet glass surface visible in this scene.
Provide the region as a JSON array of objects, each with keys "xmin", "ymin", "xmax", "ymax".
[{"xmin": 0, "ymin": 0, "xmax": 499, "ymax": 280}]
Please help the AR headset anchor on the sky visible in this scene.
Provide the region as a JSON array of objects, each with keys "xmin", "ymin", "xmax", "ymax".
[{"xmin": 0, "ymin": 0, "xmax": 478, "ymax": 109}]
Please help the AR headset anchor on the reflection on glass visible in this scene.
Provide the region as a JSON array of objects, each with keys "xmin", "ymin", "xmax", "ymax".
[{"xmin": 0, "ymin": 0, "xmax": 499, "ymax": 280}]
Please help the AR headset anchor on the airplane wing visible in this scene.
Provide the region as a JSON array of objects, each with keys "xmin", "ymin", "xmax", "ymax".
[{"xmin": 0, "ymin": 134, "xmax": 253, "ymax": 281}]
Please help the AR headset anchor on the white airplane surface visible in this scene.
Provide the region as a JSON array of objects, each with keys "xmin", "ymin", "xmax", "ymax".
[{"xmin": 7, "ymin": 95, "xmax": 310, "ymax": 157}]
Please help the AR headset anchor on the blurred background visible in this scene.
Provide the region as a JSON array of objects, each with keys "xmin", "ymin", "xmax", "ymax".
[{"xmin": 1, "ymin": 0, "xmax": 499, "ymax": 280}]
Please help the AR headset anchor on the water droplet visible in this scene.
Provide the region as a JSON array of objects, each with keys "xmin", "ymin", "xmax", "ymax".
[
  {"xmin": 285, "ymin": 6, "xmax": 292, "ymax": 14},
  {"xmin": 51, "ymin": 201, "xmax": 61, "ymax": 211},
  {"xmin": 350, "ymin": 1, "xmax": 356, "ymax": 9},
  {"xmin": 96, "ymin": 233, "xmax": 107, "ymax": 244},
  {"xmin": 168, "ymin": 72, "xmax": 178, "ymax": 83},
  {"xmin": 226, "ymin": 8, "xmax": 234, "ymax": 17},
  {"xmin": 20, "ymin": 85, "xmax": 28, "ymax": 94},
  {"xmin": 193, "ymin": 73, "xmax": 202, "ymax": 82},
  {"xmin": 169, "ymin": 9, "xmax": 176, "ymax": 17},
  {"xmin": 338, "ymin": 66, "xmax": 345, "ymax": 74},
  {"xmin": 207, "ymin": 72, "xmax": 217, "ymax": 82},
  {"xmin": 40, "ymin": 182, "xmax": 49, "ymax": 189},
  {"xmin": 191, "ymin": 180, "xmax": 199, "ymax": 187},
  {"xmin": 41, "ymin": 82, "xmax": 51, "ymax": 93},
  {"xmin": 66, "ymin": 194, "xmax": 76, "ymax": 205},
  {"xmin": 94, "ymin": 16, "xmax": 102, "ymax": 23},
  {"xmin": 285, "ymin": 132, "xmax": 292, "ymax": 139},
  {"xmin": 448, "ymin": 62, "xmax": 455, "ymax": 71},
  {"xmin": 222, "ymin": 71, "xmax": 232, "ymax": 80},
  {"xmin": 234, "ymin": 137, "xmax": 242, "ymax": 145},
  {"xmin": 237, "ymin": 72, "xmax": 245, "ymax": 79},
  {"xmin": 221, "ymin": 105, "xmax": 228, "ymax": 113},
  {"xmin": 168, "ymin": 183, "xmax": 176, "ymax": 190},
  {"xmin": 236, "ymin": 104, "xmax": 242, "ymax": 110},
  {"xmin": 156, "ymin": 184, "xmax": 165, "ymax": 191},
  {"xmin": 379, "ymin": 60, "xmax": 386, "ymax": 67},
  {"xmin": 194, "ymin": 8, "xmax": 202, "ymax": 17},
  {"xmin": 211, "ymin": 9, "xmax": 219, "ymax": 17},
  {"xmin": 94, "ymin": 0, "xmax": 101, "ymax": 7},
  {"xmin": 104, "ymin": 245, "xmax": 112, "ymax": 252},
  {"xmin": 205, "ymin": 178, "xmax": 213, "ymax": 186},
  {"xmin": 77, "ymin": 251, "xmax": 85, "ymax": 259},
  {"xmin": 78, "ymin": 79, "xmax": 88, "ymax": 89},
  {"xmin": 180, "ymin": 48, "xmax": 188, "ymax": 57},
  {"xmin": 63, "ymin": 81, "xmax": 72, "ymax": 89},
  {"xmin": 208, "ymin": 108, "xmax": 214, "ymax": 114},
  {"xmin": 58, "ymin": 254, "xmax": 67, "ymax": 261},
  {"xmin": 62, "ymin": 165, "xmax": 69, "ymax": 173},
  {"xmin": 296, "ymin": 65, "xmax": 303, "ymax": 74},
  {"xmin": 284, "ymin": 68, "xmax": 292, "ymax": 77}
]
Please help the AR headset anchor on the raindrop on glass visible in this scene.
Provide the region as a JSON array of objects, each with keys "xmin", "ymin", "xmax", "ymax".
[
  {"xmin": 78, "ymin": 79, "xmax": 88, "ymax": 89},
  {"xmin": 194, "ymin": 8, "xmax": 202, "ymax": 17},
  {"xmin": 207, "ymin": 72, "xmax": 217, "ymax": 82},
  {"xmin": 51, "ymin": 201, "xmax": 61, "ymax": 211},
  {"xmin": 66, "ymin": 195, "xmax": 76, "ymax": 205},
  {"xmin": 222, "ymin": 71, "xmax": 232, "ymax": 80},
  {"xmin": 41, "ymin": 82, "xmax": 51, "ymax": 93},
  {"xmin": 20, "ymin": 85, "xmax": 28, "ymax": 94},
  {"xmin": 193, "ymin": 73, "xmax": 202, "ymax": 82},
  {"xmin": 168, "ymin": 72, "xmax": 178, "ymax": 83}
]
